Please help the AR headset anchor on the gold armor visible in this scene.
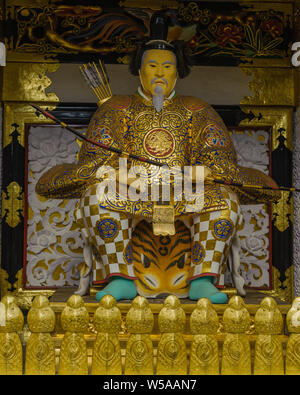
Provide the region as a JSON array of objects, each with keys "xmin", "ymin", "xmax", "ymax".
[{"xmin": 36, "ymin": 92, "xmax": 280, "ymax": 212}]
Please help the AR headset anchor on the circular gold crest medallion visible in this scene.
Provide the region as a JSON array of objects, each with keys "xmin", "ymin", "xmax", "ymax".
[{"xmin": 143, "ymin": 128, "xmax": 175, "ymax": 158}]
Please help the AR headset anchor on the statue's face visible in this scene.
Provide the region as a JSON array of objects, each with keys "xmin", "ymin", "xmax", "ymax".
[{"xmin": 139, "ymin": 49, "xmax": 177, "ymax": 97}]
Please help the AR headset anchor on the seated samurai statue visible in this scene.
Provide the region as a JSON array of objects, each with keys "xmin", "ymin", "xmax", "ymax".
[{"xmin": 36, "ymin": 13, "xmax": 280, "ymax": 304}]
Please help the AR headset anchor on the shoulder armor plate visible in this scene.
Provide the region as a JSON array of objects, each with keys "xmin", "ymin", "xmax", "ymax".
[
  {"xmin": 180, "ymin": 96, "xmax": 207, "ymax": 112},
  {"xmin": 107, "ymin": 95, "xmax": 131, "ymax": 110}
]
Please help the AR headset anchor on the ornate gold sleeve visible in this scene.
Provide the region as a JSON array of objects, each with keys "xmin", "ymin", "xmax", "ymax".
[
  {"xmin": 35, "ymin": 97, "xmax": 124, "ymax": 199},
  {"xmin": 192, "ymin": 104, "xmax": 281, "ymax": 204}
]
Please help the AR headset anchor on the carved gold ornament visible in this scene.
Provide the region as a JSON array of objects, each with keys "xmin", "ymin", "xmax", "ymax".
[
  {"xmin": 261, "ymin": 266, "xmax": 294, "ymax": 303},
  {"xmin": 157, "ymin": 295, "xmax": 187, "ymax": 375},
  {"xmin": 221, "ymin": 296, "xmax": 251, "ymax": 375},
  {"xmin": 125, "ymin": 296, "xmax": 154, "ymax": 374},
  {"xmin": 92, "ymin": 295, "xmax": 122, "ymax": 375},
  {"xmin": 286, "ymin": 297, "xmax": 300, "ymax": 374},
  {"xmin": 272, "ymin": 190, "xmax": 293, "ymax": 233},
  {"xmin": 2, "ymin": 182, "xmax": 24, "ymax": 228},
  {"xmin": 25, "ymin": 296, "xmax": 56, "ymax": 375},
  {"xmin": 254, "ymin": 297, "xmax": 284, "ymax": 375},
  {"xmin": 239, "ymin": 106, "xmax": 293, "ymax": 152},
  {"xmin": 190, "ymin": 299, "xmax": 219, "ymax": 375},
  {"xmin": 0, "ymin": 295, "xmax": 24, "ymax": 375},
  {"xmin": 2, "ymin": 62, "xmax": 60, "ymax": 103},
  {"xmin": 240, "ymin": 67, "xmax": 294, "ymax": 108},
  {"xmin": 59, "ymin": 295, "xmax": 89, "ymax": 375},
  {"xmin": 4, "ymin": 103, "xmax": 58, "ymax": 149}
]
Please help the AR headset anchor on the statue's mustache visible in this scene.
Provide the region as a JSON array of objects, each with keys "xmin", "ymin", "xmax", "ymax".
[{"xmin": 151, "ymin": 78, "xmax": 168, "ymax": 87}]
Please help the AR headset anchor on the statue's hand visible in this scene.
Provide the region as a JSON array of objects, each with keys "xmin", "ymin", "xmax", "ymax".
[
  {"xmin": 204, "ymin": 166, "xmax": 213, "ymax": 180},
  {"xmin": 186, "ymin": 166, "xmax": 213, "ymax": 184}
]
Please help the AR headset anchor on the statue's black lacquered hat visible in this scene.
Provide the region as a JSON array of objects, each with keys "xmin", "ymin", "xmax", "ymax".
[{"xmin": 145, "ymin": 12, "xmax": 174, "ymax": 51}]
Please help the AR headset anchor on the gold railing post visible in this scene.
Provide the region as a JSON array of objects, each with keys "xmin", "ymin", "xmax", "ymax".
[
  {"xmin": 91, "ymin": 295, "xmax": 122, "ymax": 375},
  {"xmin": 253, "ymin": 297, "xmax": 284, "ymax": 375},
  {"xmin": 124, "ymin": 296, "xmax": 154, "ymax": 375},
  {"xmin": 58, "ymin": 295, "xmax": 89, "ymax": 375},
  {"xmin": 156, "ymin": 295, "xmax": 187, "ymax": 375},
  {"xmin": 221, "ymin": 295, "xmax": 251, "ymax": 375},
  {"xmin": 0, "ymin": 295, "xmax": 24, "ymax": 375},
  {"xmin": 25, "ymin": 295, "xmax": 56, "ymax": 375},
  {"xmin": 190, "ymin": 298, "xmax": 219, "ymax": 375},
  {"xmin": 286, "ymin": 297, "xmax": 300, "ymax": 375}
]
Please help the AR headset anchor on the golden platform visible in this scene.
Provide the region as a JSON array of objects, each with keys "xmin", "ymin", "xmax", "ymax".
[
  {"xmin": 2, "ymin": 287, "xmax": 298, "ymax": 375},
  {"xmin": 48, "ymin": 287, "xmax": 292, "ymax": 337}
]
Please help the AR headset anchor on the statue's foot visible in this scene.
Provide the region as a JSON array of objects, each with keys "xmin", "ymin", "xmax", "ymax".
[
  {"xmin": 95, "ymin": 276, "xmax": 137, "ymax": 302},
  {"xmin": 188, "ymin": 276, "xmax": 228, "ymax": 304}
]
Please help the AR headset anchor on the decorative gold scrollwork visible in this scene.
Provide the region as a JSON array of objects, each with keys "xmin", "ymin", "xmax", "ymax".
[{"xmin": 2, "ymin": 182, "xmax": 24, "ymax": 228}]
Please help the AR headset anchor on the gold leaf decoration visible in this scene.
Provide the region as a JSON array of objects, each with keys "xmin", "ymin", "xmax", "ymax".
[{"xmin": 2, "ymin": 182, "xmax": 24, "ymax": 228}]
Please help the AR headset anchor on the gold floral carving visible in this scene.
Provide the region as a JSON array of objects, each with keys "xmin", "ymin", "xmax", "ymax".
[
  {"xmin": 2, "ymin": 182, "xmax": 24, "ymax": 228},
  {"xmin": 221, "ymin": 296, "xmax": 251, "ymax": 375},
  {"xmin": 2, "ymin": 62, "xmax": 60, "ymax": 103},
  {"xmin": 190, "ymin": 298, "xmax": 219, "ymax": 375},
  {"xmin": 25, "ymin": 296, "xmax": 56, "ymax": 375},
  {"xmin": 272, "ymin": 190, "xmax": 293, "ymax": 233},
  {"xmin": 92, "ymin": 295, "xmax": 122, "ymax": 375},
  {"xmin": 254, "ymin": 297, "xmax": 284, "ymax": 375},
  {"xmin": 125, "ymin": 296, "xmax": 154, "ymax": 375},
  {"xmin": 156, "ymin": 295, "xmax": 187, "ymax": 375}
]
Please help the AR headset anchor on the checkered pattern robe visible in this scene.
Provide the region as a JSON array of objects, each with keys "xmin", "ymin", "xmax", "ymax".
[{"xmin": 75, "ymin": 182, "xmax": 242, "ymax": 287}]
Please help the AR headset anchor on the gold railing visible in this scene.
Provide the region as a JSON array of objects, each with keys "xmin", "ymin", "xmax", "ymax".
[{"xmin": 0, "ymin": 293, "xmax": 300, "ymax": 375}]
